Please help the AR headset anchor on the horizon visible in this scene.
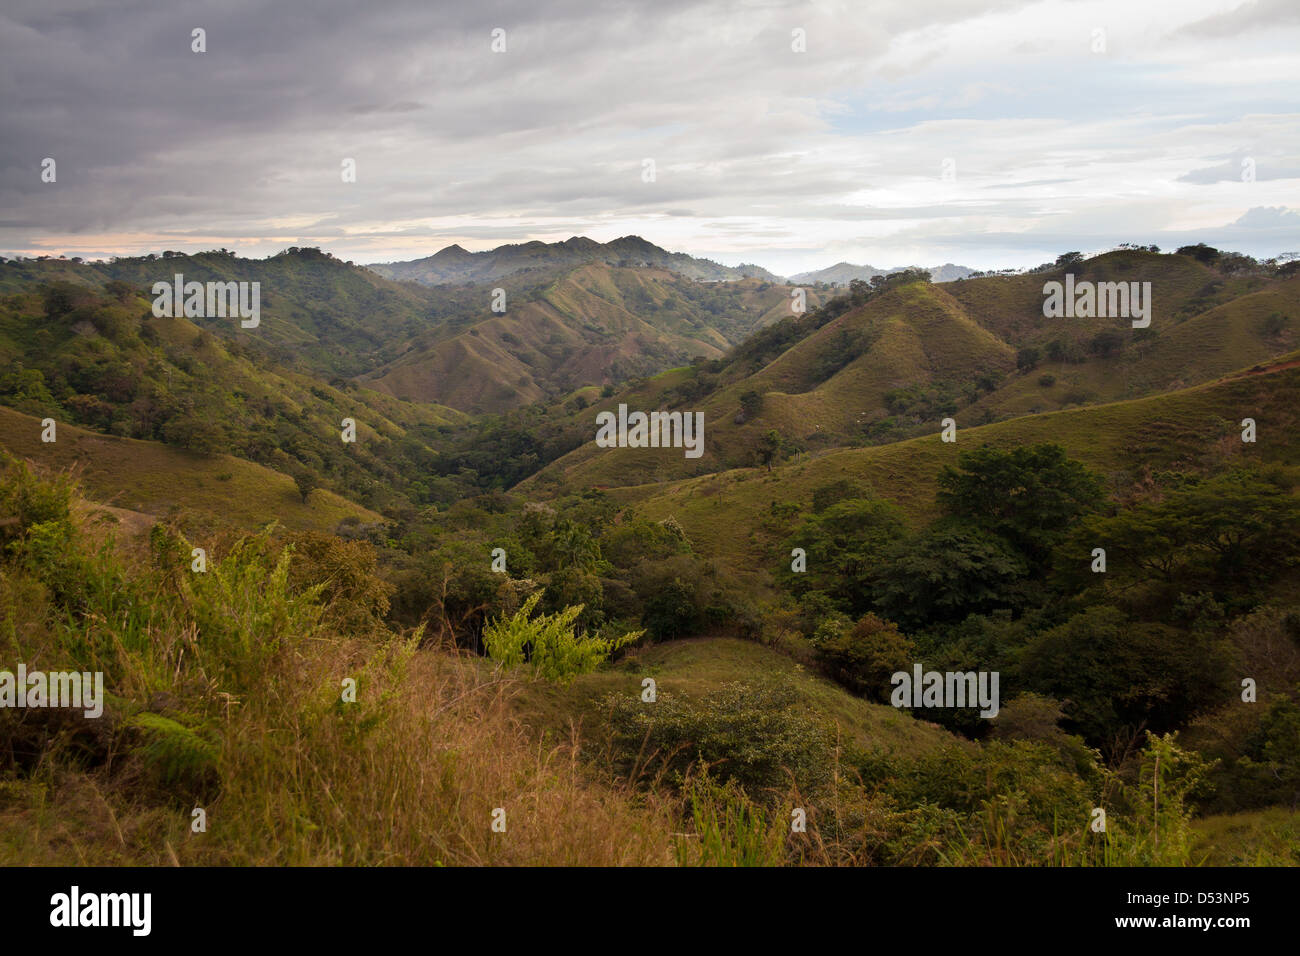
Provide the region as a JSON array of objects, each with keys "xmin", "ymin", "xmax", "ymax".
[{"xmin": 3, "ymin": 233, "xmax": 1290, "ymax": 281}]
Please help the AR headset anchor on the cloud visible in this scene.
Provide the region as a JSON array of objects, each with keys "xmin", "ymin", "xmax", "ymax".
[{"xmin": 1, "ymin": 0, "xmax": 1298, "ymax": 273}]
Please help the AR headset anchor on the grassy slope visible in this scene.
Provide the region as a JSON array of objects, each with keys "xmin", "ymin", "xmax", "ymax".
[
  {"xmin": 966, "ymin": 276, "xmax": 1300, "ymax": 421},
  {"xmin": 0, "ymin": 405, "xmax": 379, "ymax": 532},
  {"xmin": 514, "ymin": 635, "xmax": 960, "ymax": 757},
  {"xmin": 595, "ymin": 356, "xmax": 1300, "ymax": 576},
  {"xmin": 1192, "ymin": 808, "xmax": 1300, "ymax": 866},
  {"xmin": 518, "ymin": 280, "xmax": 1018, "ymax": 487},
  {"xmin": 523, "ymin": 262, "xmax": 1299, "ymax": 492}
]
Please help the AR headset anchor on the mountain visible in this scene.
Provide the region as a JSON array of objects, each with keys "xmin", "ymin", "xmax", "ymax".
[
  {"xmin": 368, "ymin": 235, "xmax": 782, "ymax": 286},
  {"xmin": 359, "ymin": 263, "xmax": 826, "ymax": 414},
  {"xmin": 1, "ymin": 249, "xmax": 815, "ymax": 419},
  {"xmin": 789, "ymin": 261, "xmax": 974, "ymax": 285},
  {"xmin": 1, "ymin": 247, "xmax": 477, "ymax": 380}
]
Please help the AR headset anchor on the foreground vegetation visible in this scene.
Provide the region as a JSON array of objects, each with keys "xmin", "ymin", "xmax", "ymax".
[{"xmin": 2, "ymin": 457, "xmax": 1295, "ymax": 865}]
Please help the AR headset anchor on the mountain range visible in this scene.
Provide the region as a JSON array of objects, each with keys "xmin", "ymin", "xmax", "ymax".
[
  {"xmin": 787, "ymin": 261, "xmax": 974, "ymax": 285},
  {"xmin": 368, "ymin": 235, "xmax": 782, "ymax": 286}
]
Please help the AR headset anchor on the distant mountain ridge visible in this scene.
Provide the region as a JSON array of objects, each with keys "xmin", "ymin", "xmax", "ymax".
[
  {"xmin": 368, "ymin": 236, "xmax": 781, "ymax": 286},
  {"xmin": 788, "ymin": 261, "xmax": 974, "ymax": 285}
]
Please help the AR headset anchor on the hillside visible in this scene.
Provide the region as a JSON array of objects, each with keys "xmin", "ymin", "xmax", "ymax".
[
  {"xmin": 517, "ymin": 635, "xmax": 960, "ymax": 756},
  {"xmin": 360, "ymin": 264, "xmax": 827, "ymax": 413},
  {"xmin": 518, "ymin": 252, "xmax": 1299, "ymax": 490},
  {"xmin": 0, "ymin": 278, "xmax": 464, "ymax": 516},
  {"xmin": 0, "ymin": 405, "xmax": 379, "ymax": 533},
  {"xmin": 597, "ymin": 353, "xmax": 1300, "ymax": 574},
  {"xmin": 2, "ymin": 242, "xmax": 1297, "ymax": 871}
]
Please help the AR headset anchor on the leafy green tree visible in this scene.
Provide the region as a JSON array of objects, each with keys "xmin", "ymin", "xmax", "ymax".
[
  {"xmin": 781, "ymin": 497, "xmax": 908, "ymax": 614},
  {"xmin": 1059, "ymin": 467, "xmax": 1300, "ymax": 596},
  {"xmin": 873, "ymin": 522, "xmax": 1030, "ymax": 629},
  {"xmin": 815, "ymin": 613, "xmax": 914, "ymax": 700},
  {"xmin": 293, "ymin": 470, "xmax": 319, "ymax": 504},
  {"xmin": 642, "ymin": 578, "xmax": 699, "ymax": 640},
  {"xmin": 757, "ymin": 429, "xmax": 784, "ymax": 471},
  {"xmin": 1017, "ymin": 606, "xmax": 1234, "ymax": 751},
  {"xmin": 936, "ymin": 443, "xmax": 1103, "ymax": 565}
]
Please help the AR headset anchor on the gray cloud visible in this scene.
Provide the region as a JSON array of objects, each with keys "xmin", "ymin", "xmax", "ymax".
[{"xmin": 1, "ymin": 0, "xmax": 1298, "ymax": 273}]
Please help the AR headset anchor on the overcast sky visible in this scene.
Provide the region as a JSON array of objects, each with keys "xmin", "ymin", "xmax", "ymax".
[{"xmin": 2, "ymin": 0, "xmax": 1297, "ymax": 275}]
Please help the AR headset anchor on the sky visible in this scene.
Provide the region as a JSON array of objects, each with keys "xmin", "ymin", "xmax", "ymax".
[{"xmin": 1, "ymin": 0, "xmax": 1298, "ymax": 276}]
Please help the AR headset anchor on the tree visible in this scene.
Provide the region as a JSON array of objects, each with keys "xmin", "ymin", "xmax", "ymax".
[
  {"xmin": 293, "ymin": 470, "xmax": 319, "ymax": 504},
  {"xmin": 1088, "ymin": 329, "xmax": 1124, "ymax": 358},
  {"xmin": 1016, "ymin": 347, "xmax": 1041, "ymax": 372},
  {"xmin": 1018, "ymin": 606, "xmax": 1234, "ymax": 751},
  {"xmin": 1059, "ymin": 466, "xmax": 1300, "ymax": 595},
  {"xmin": 815, "ymin": 613, "xmax": 914, "ymax": 700},
  {"xmin": 936, "ymin": 443, "xmax": 1103, "ymax": 565},
  {"xmin": 757, "ymin": 429, "xmax": 784, "ymax": 471},
  {"xmin": 642, "ymin": 578, "xmax": 698, "ymax": 640},
  {"xmin": 873, "ymin": 522, "xmax": 1030, "ymax": 630},
  {"xmin": 739, "ymin": 390, "xmax": 762, "ymax": 420},
  {"xmin": 782, "ymin": 497, "xmax": 907, "ymax": 613},
  {"xmin": 1176, "ymin": 243, "xmax": 1220, "ymax": 265}
]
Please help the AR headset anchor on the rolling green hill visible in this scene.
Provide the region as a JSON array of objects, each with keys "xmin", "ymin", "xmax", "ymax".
[
  {"xmin": 519, "ymin": 253, "xmax": 1299, "ymax": 491},
  {"xmin": 0, "ymin": 404, "xmax": 379, "ymax": 533},
  {"xmin": 592, "ymin": 354, "xmax": 1300, "ymax": 575}
]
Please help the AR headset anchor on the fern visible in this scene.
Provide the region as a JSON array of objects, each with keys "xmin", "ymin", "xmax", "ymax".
[{"xmin": 482, "ymin": 592, "xmax": 641, "ymax": 684}]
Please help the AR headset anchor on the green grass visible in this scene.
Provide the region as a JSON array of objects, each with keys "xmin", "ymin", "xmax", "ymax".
[
  {"xmin": 513, "ymin": 635, "xmax": 960, "ymax": 757},
  {"xmin": 0, "ymin": 405, "xmax": 379, "ymax": 533},
  {"xmin": 604, "ymin": 356, "xmax": 1300, "ymax": 575},
  {"xmin": 1192, "ymin": 807, "xmax": 1300, "ymax": 865}
]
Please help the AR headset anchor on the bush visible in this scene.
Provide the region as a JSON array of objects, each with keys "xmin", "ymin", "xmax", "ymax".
[
  {"xmin": 605, "ymin": 680, "xmax": 835, "ymax": 797},
  {"xmin": 815, "ymin": 613, "xmax": 914, "ymax": 700}
]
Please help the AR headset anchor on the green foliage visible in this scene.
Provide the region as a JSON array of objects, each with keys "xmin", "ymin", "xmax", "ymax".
[
  {"xmin": 127, "ymin": 712, "xmax": 220, "ymax": 797},
  {"xmin": 1060, "ymin": 466, "xmax": 1300, "ymax": 599},
  {"xmin": 0, "ymin": 455, "xmax": 73, "ymax": 546},
  {"xmin": 1018, "ymin": 606, "xmax": 1234, "ymax": 750},
  {"xmin": 937, "ymin": 443, "xmax": 1104, "ymax": 564},
  {"xmin": 483, "ymin": 591, "xmax": 641, "ymax": 684},
  {"xmin": 873, "ymin": 521, "xmax": 1030, "ymax": 630},
  {"xmin": 606, "ymin": 680, "xmax": 836, "ymax": 796},
  {"xmin": 815, "ymin": 613, "xmax": 914, "ymax": 701},
  {"xmin": 641, "ymin": 577, "xmax": 700, "ymax": 640},
  {"xmin": 780, "ymin": 496, "xmax": 907, "ymax": 614},
  {"xmin": 184, "ymin": 530, "xmax": 326, "ymax": 694},
  {"xmin": 676, "ymin": 772, "xmax": 786, "ymax": 866}
]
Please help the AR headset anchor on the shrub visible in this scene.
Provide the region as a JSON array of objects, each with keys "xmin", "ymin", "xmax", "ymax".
[
  {"xmin": 815, "ymin": 613, "xmax": 914, "ymax": 700},
  {"xmin": 604, "ymin": 680, "xmax": 835, "ymax": 797}
]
